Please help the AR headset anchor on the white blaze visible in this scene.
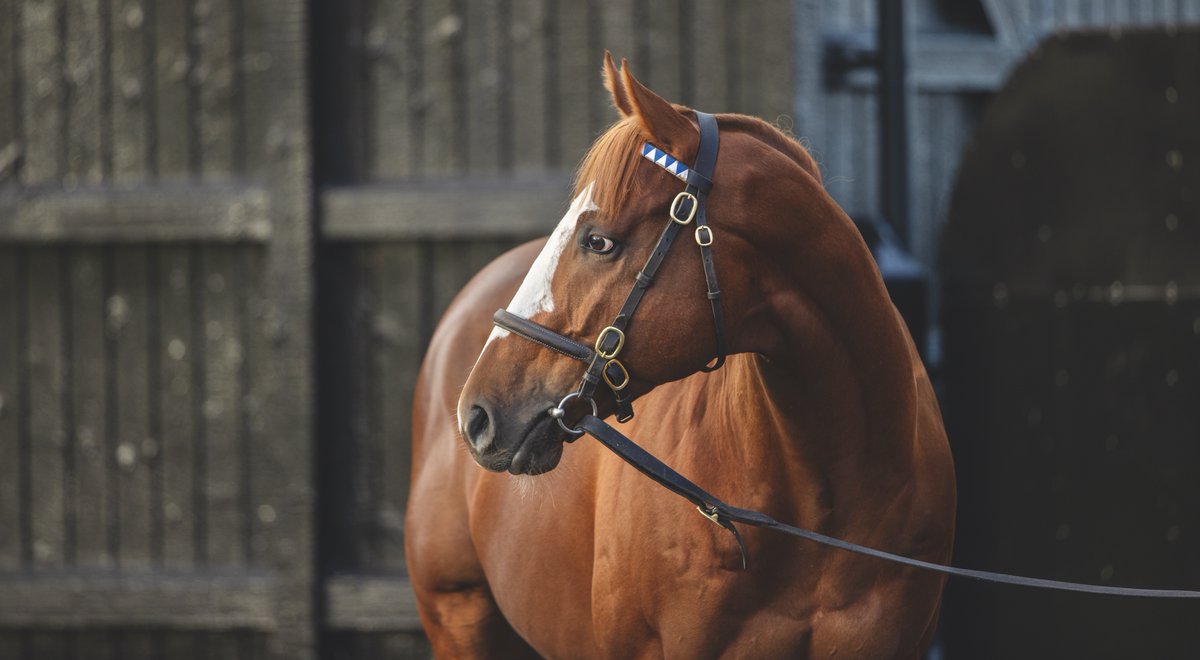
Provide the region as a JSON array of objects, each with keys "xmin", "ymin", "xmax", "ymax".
[
  {"xmin": 484, "ymin": 182, "xmax": 597, "ymax": 347},
  {"xmin": 458, "ymin": 183, "xmax": 597, "ymax": 434}
]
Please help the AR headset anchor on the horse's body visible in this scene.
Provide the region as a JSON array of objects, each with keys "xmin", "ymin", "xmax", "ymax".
[{"xmin": 407, "ymin": 56, "xmax": 955, "ymax": 658}]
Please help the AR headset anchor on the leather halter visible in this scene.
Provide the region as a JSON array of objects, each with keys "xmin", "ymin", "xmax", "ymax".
[
  {"xmin": 485, "ymin": 111, "xmax": 1200, "ymax": 598},
  {"xmin": 494, "ymin": 111, "xmax": 725, "ymax": 426}
]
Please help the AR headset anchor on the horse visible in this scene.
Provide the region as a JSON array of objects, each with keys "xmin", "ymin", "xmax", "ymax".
[{"xmin": 406, "ymin": 53, "xmax": 957, "ymax": 658}]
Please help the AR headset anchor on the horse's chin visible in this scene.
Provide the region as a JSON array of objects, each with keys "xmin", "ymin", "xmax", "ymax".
[
  {"xmin": 508, "ymin": 414, "xmax": 566, "ymax": 475},
  {"xmin": 470, "ymin": 412, "xmax": 567, "ymax": 476}
]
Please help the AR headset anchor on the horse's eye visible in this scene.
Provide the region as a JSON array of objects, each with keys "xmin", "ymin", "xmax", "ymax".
[{"xmin": 584, "ymin": 233, "xmax": 616, "ymax": 254}]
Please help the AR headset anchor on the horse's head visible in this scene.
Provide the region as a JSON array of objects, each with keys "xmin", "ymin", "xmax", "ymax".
[{"xmin": 458, "ymin": 54, "xmax": 825, "ymax": 475}]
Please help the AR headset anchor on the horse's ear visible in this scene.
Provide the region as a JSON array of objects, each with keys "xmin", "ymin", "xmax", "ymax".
[
  {"xmin": 620, "ymin": 59, "xmax": 694, "ymax": 153},
  {"xmin": 603, "ymin": 51, "xmax": 633, "ymax": 117}
]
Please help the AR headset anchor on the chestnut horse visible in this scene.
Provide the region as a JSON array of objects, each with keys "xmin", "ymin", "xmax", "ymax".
[{"xmin": 406, "ymin": 55, "xmax": 956, "ymax": 658}]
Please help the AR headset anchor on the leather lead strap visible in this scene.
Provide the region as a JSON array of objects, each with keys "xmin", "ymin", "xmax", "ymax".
[{"xmin": 578, "ymin": 414, "xmax": 1200, "ymax": 597}]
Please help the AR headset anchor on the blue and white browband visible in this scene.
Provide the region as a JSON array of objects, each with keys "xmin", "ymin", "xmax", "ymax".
[{"xmin": 641, "ymin": 143, "xmax": 690, "ymax": 182}]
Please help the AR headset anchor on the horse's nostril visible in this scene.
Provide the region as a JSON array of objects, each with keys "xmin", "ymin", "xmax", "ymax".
[{"xmin": 466, "ymin": 404, "xmax": 492, "ymax": 449}]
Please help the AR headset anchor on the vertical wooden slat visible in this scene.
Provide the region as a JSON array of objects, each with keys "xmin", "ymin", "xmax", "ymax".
[
  {"xmin": 645, "ymin": 0, "xmax": 681, "ymax": 104},
  {"xmin": 74, "ymin": 631, "xmax": 114, "ymax": 660},
  {"xmin": 202, "ymin": 247, "xmax": 244, "ymax": 565},
  {"xmin": 71, "ymin": 248, "xmax": 112, "ymax": 568},
  {"xmin": 28, "ymin": 248, "xmax": 65, "ymax": 569},
  {"xmin": 0, "ymin": 247, "xmax": 20, "ymax": 568},
  {"xmin": 196, "ymin": 0, "xmax": 235, "ymax": 177},
  {"xmin": 240, "ymin": 0, "xmax": 273, "ymax": 177},
  {"xmin": 351, "ymin": 249, "xmax": 382, "ymax": 568},
  {"xmin": 252, "ymin": 0, "xmax": 313, "ymax": 653},
  {"xmin": 65, "ymin": 0, "xmax": 105, "ymax": 185},
  {"xmin": 691, "ymin": 0, "xmax": 729, "ymax": 111},
  {"xmin": 241, "ymin": 248, "xmax": 273, "ymax": 565},
  {"xmin": 758, "ymin": 0, "xmax": 793, "ymax": 122},
  {"xmin": 367, "ymin": 0, "xmax": 411, "ymax": 179},
  {"xmin": 375, "ymin": 243, "xmax": 422, "ymax": 571},
  {"xmin": 155, "ymin": 0, "xmax": 192, "ymax": 178},
  {"xmin": 159, "ymin": 247, "xmax": 196, "ymax": 567},
  {"xmin": 511, "ymin": 0, "xmax": 548, "ymax": 174},
  {"xmin": 556, "ymin": 0, "xmax": 592, "ymax": 168},
  {"xmin": 465, "ymin": 0, "xmax": 503, "ymax": 175},
  {"xmin": 110, "ymin": 0, "xmax": 149, "ymax": 180},
  {"xmin": 0, "ymin": 0, "xmax": 18, "ymax": 183},
  {"xmin": 422, "ymin": 0, "xmax": 462, "ymax": 176},
  {"xmin": 112, "ymin": 245, "xmax": 152, "ymax": 567},
  {"xmin": 162, "ymin": 632, "xmax": 198, "ymax": 660},
  {"xmin": 29, "ymin": 632, "xmax": 70, "ymax": 660},
  {"xmin": 113, "ymin": 632, "xmax": 155, "ymax": 660},
  {"xmin": 20, "ymin": 0, "xmax": 63, "ymax": 184}
]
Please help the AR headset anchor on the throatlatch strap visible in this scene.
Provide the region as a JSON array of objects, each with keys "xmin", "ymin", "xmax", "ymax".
[{"xmin": 578, "ymin": 414, "xmax": 1200, "ymax": 598}]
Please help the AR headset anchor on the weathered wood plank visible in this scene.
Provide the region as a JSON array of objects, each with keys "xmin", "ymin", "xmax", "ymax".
[
  {"xmin": 351, "ymin": 249, "xmax": 383, "ymax": 568},
  {"xmin": 324, "ymin": 575, "xmax": 422, "ymax": 632},
  {"xmin": 556, "ymin": 0, "xmax": 592, "ymax": 169},
  {"xmin": 0, "ymin": 571, "xmax": 278, "ymax": 629},
  {"xmin": 645, "ymin": 0, "xmax": 681, "ymax": 105},
  {"xmin": 30, "ymin": 631, "xmax": 70, "ymax": 660},
  {"xmin": 154, "ymin": 0, "xmax": 193, "ymax": 178},
  {"xmin": 0, "ymin": 183, "xmax": 272, "ymax": 243},
  {"xmin": 111, "ymin": 0, "xmax": 150, "ymax": 180},
  {"xmin": 20, "ymin": 0, "xmax": 63, "ymax": 184},
  {"xmin": 692, "ymin": 0, "xmax": 730, "ymax": 110},
  {"xmin": 240, "ymin": 248, "xmax": 271, "ymax": 565},
  {"xmin": 367, "ymin": 0, "xmax": 411, "ymax": 179},
  {"xmin": 0, "ymin": 0, "xmax": 18, "ymax": 184},
  {"xmin": 201, "ymin": 247, "xmax": 245, "ymax": 566},
  {"xmin": 321, "ymin": 180, "xmax": 566, "ymax": 240},
  {"xmin": 374, "ymin": 243, "xmax": 422, "ymax": 571},
  {"xmin": 28, "ymin": 248, "xmax": 65, "ymax": 568},
  {"xmin": 465, "ymin": 0, "xmax": 503, "ymax": 175},
  {"xmin": 422, "ymin": 0, "xmax": 464, "ymax": 176},
  {"xmin": 112, "ymin": 246, "xmax": 152, "ymax": 567},
  {"xmin": 159, "ymin": 246, "xmax": 196, "ymax": 568},
  {"xmin": 511, "ymin": 0, "xmax": 548, "ymax": 174},
  {"xmin": 753, "ymin": 0, "xmax": 794, "ymax": 121},
  {"xmin": 70, "ymin": 248, "xmax": 112, "ymax": 568},
  {"xmin": 197, "ymin": 0, "xmax": 236, "ymax": 178},
  {"xmin": 114, "ymin": 631, "xmax": 156, "ymax": 660},
  {"xmin": 65, "ymin": 0, "xmax": 105, "ymax": 185},
  {"xmin": 240, "ymin": 0, "xmax": 274, "ymax": 177},
  {"xmin": 162, "ymin": 631, "xmax": 198, "ymax": 660},
  {"xmin": 74, "ymin": 631, "xmax": 115, "ymax": 660},
  {"xmin": 247, "ymin": 0, "xmax": 314, "ymax": 654},
  {"xmin": 0, "ymin": 247, "xmax": 20, "ymax": 568}
]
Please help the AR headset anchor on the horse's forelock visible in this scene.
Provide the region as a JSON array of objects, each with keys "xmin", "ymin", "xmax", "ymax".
[{"xmin": 573, "ymin": 116, "xmax": 647, "ymax": 217}]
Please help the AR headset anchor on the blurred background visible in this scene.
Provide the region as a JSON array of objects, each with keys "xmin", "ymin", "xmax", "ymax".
[{"xmin": 0, "ymin": 0, "xmax": 1197, "ymax": 658}]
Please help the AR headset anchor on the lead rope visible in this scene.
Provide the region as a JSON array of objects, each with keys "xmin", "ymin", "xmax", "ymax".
[{"xmin": 575, "ymin": 415, "xmax": 1200, "ymax": 598}]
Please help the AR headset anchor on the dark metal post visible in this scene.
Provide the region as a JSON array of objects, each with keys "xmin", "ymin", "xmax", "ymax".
[{"xmin": 878, "ymin": 0, "xmax": 909, "ymax": 245}]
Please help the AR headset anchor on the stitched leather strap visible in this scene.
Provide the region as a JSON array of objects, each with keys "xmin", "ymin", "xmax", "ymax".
[
  {"xmin": 578, "ymin": 414, "xmax": 1200, "ymax": 598},
  {"xmin": 493, "ymin": 309, "xmax": 595, "ymax": 363}
]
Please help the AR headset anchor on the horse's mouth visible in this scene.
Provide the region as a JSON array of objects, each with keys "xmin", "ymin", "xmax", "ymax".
[{"xmin": 507, "ymin": 414, "xmax": 566, "ymax": 475}]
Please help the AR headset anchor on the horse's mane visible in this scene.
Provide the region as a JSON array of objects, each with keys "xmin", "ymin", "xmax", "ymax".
[{"xmin": 572, "ymin": 111, "xmax": 822, "ymax": 214}]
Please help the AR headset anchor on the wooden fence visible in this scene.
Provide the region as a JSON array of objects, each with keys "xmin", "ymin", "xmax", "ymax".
[{"xmin": 3, "ymin": 0, "xmax": 1199, "ymax": 658}]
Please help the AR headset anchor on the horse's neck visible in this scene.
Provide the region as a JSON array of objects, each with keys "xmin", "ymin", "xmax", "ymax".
[{"xmin": 724, "ymin": 211, "xmax": 920, "ymax": 522}]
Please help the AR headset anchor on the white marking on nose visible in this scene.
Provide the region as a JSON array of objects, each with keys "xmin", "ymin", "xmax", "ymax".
[{"xmin": 457, "ymin": 182, "xmax": 598, "ymax": 435}]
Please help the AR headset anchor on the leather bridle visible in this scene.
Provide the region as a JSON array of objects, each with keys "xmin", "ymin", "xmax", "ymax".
[
  {"xmin": 493, "ymin": 111, "xmax": 725, "ymax": 427},
  {"xmin": 485, "ymin": 111, "xmax": 1200, "ymax": 599}
]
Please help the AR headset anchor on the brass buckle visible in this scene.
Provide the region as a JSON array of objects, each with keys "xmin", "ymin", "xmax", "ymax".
[
  {"xmin": 670, "ymin": 191, "xmax": 699, "ymax": 225},
  {"xmin": 603, "ymin": 359, "xmax": 630, "ymax": 391},
  {"xmin": 595, "ymin": 326, "xmax": 625, "ymax": 359},
  {"xmin": 697, "ymin": 505, "xmax": 721, "ymax": 526},
  {"xmin": 694, "ymin": 225, "xmax": 714, "ymax": 246}
]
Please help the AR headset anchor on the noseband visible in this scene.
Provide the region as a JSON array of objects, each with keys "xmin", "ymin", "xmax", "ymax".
[{"xmin": 493, "ymin": 111, "xmax": 725, "ymax": 428}]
